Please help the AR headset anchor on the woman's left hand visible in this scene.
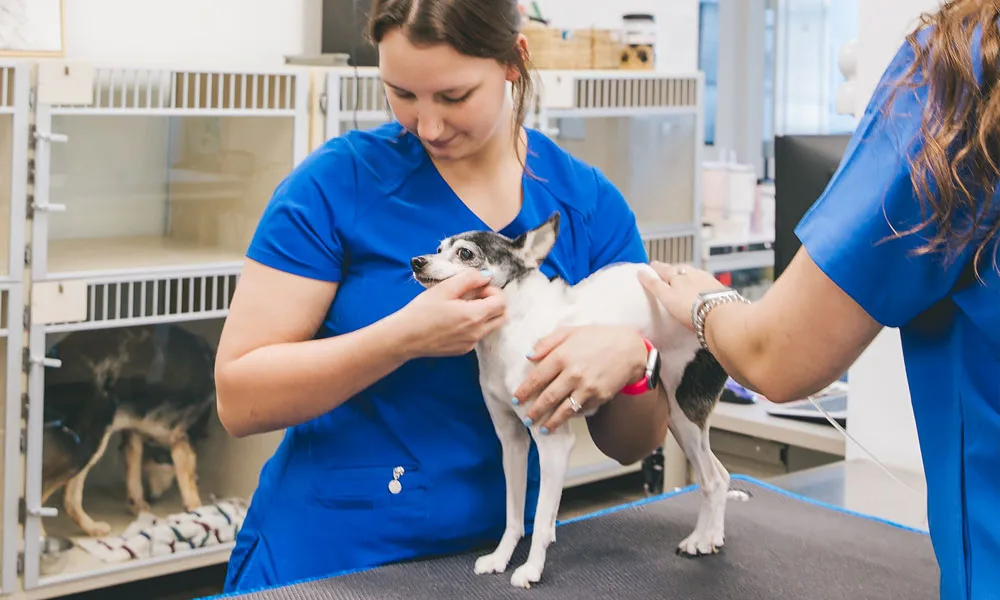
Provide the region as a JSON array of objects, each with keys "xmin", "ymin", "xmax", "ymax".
[
  {"xmin": 637, "ymin": 261, "xmax": 728, "ymax": 331},
  {"xmin": 514, "ymin": 325, "xmax": 649, "ymax": 433}
]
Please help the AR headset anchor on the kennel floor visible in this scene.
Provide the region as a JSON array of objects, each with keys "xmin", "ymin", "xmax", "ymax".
[
  {"xmin": 46, "ymin": 236, "xmax": 245, "ymax": 275},
  {"xmin": 39, "ymin": 483, "xmax": 236, "ymax": 585},
  {"xmin": 210, "ymin": 475, "xmax": 938, "ymax": 600}
]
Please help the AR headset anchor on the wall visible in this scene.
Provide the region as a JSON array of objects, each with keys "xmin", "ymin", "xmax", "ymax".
[
  {"xmin": 844, "ymin": 0, "xmax": 942, "ymax": 477},
  {"xmin": 62, "ymin": 0, "xmax": 323, "ymax": 69},
  {"xmin": 61, "ymin": 0, "xmax": 698, "ymax": 73}
]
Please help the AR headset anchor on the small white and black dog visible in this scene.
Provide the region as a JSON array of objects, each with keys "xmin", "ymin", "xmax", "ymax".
[{"xmin": 411, "ymin": 212, "xmax": 731, "ymax": 589}]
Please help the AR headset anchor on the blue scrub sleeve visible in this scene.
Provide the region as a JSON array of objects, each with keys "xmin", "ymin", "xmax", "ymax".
[
  {"xmin": 587, "ymin": 168, "xmax": 649, "ymax": 270},
  {"xmin": 245, "ymin": 148, "xmax": 354, "ymax": 283},
  {"xmin": 794, "ymin": 40, "xmax": 973, "ymax": 328}
]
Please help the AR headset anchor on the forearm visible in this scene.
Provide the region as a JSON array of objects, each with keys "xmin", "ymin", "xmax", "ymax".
[
  {"xmin": 702, "ymin": 301, "xmax": 849, "ymax": 404},
  {"xmin": 217, "ymin": 311, "xmax": 415, "ymax": 438},
  {"xmin": 587, "ymin": 389, "xmax": 669, "ymax": 465}
]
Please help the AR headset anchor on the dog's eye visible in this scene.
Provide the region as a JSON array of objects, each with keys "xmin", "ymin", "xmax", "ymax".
[{"xmin": 458, "ymin": 248, "xmax": 474, "ymax": 261}]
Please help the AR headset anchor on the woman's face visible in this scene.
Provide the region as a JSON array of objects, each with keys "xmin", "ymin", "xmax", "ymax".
[{"xmin": 378, "ymin": 28, "xmax": 522, "ymax": 162}]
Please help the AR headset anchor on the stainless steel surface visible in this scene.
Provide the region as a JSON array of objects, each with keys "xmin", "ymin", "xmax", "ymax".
[
  {"xmin": 767, "ymin": 459, "xmax": 929, "ymax": 531},
  {"xmin": 39, "ymin": 536, "xmax": 74, "ymax": 576}
]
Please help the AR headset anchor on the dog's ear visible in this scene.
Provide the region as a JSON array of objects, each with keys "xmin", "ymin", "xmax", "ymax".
[{"xmin": 515, "ymin": 212, "xmax": 560, "ymax": 266}]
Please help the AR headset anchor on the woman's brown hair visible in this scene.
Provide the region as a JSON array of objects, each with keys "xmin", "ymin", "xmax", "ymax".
[
  {"xmin": 891, "ymin": 0, "xmax": 1000, "ymax": 276},
  {"xmin": 367, "ymin": 0, "xmax": 534, "ymax": 157}
]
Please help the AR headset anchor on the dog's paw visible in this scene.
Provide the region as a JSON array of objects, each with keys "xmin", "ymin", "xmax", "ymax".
[
  {"xmin": 510, "ymin": 563, "xmax": 542, "ymax": 589},
  {"xmin": 85, "ymin": 521, "xmax": 113, "ymax": 537},
  {"xmin": 676, "ymin": 527, "xmax": 725, "ymax": 558},
  {"xmin": 474, "ymin": 552, "xmax": 510, "ymax": 575},
  {"xmin": 127, "ymin": 497, "xmax": 151, "ymax": 516}
]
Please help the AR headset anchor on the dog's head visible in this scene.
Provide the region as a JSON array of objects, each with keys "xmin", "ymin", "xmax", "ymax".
[{"xmin": 411, "ymin": 212, "xmax": 561, "ymax": 289}]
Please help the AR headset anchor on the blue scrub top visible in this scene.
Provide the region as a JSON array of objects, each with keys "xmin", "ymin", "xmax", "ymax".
[
  {"xmin": 795, "ymin": 35, "xmax": 1000, "ymax": 600},
  {"xmin": 223, "ymin": 121, "xmax": 648, "ymax": 592}
]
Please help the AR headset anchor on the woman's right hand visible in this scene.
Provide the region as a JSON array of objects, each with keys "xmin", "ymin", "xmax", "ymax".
[{"xmin": 398, "ymin": 268, "xmax": 507, "ymax": 358}]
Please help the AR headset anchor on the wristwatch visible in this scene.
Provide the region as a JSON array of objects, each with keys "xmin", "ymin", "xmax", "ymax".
[
  {"xmin": 621, "ymin": 337, "xmax": 661, "ymax": 395},
  {"xmin": 692, "ymin": 289, "xmax": 750, "ymax": 351}
]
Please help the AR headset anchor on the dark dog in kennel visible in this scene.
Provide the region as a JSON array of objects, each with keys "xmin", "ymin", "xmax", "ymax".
[{"xmin": 40, "ymin": 324, "xmax": 217, "ymax": 537}]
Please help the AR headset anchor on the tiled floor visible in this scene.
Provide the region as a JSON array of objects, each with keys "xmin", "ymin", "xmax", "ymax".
[{"xmin": 58, "ymin": 473, "xmax": 651, "ymax": 600}]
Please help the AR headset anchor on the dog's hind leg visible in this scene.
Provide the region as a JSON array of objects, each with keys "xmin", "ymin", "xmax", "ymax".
[
  {"xmin": 509, "ymin": 426, "xmax": 575, "ymax": 589},
  {"xmin": 170, "ymin": 436, "xmax": 203, "ymax": 510},
  {"xmin": 474, "ymin": 398, "xmax": 532, "ymax": 577},
  {"xmin": 63, "ymin": 429, "xmax": 114, "ymax": 537},
  {"xmin": 668, "ymin": 350, "xmax": 730, "ymax": 557},
  {"xmin": 122, "ymin": 431, "xmax": 150, "ymax": 515}
]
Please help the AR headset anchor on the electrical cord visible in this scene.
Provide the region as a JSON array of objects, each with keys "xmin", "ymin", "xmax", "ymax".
[{"xmin": 804, "ymin": 393, "xmax": 927, "ymax": 527}]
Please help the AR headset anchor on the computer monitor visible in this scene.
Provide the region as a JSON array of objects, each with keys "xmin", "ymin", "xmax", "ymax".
[{"xmin": 772, "ymin": 134, "xmax": 853, "ymax": 278}]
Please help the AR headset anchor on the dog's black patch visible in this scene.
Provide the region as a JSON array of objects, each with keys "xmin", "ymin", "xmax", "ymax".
[
  {"xmin": 675, "ymin": 349, "xmax": 729, "ymax": 429},
  {"xmin": 452, "ymin": 231, "xmax": 534, "ymax": 288}
]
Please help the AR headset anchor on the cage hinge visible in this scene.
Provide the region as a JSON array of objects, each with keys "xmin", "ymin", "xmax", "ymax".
[
  {"xmin": 20, "ymin": 393, "xmax": 28, "ymax": 422},
  {"xmin": 16, "ymin": 551, "xmax": 23, "ymax": 575},
  {"xmin": 19, "ymin": 429, "xmax": 26, "ymax": 454},
  {"xmin": 23, "ymin": 244, "xmax": 30, "ymax": 267},
  {"xmin": 22, "ymin": 305, "xmax": 29, "ymax": 329}
]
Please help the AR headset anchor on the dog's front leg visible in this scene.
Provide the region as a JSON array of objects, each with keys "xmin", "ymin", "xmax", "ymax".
[
  {"xmin": 170, "ymin": 437, "xmax": 203, "ymax": 510},
  {"xmin": 474, "ymin": 398, "xmax": 532, "ymax": 576},
  {"xmin": 509, "ymin": 426, "xmax": 575, "ymax": 589},
  {"xmin": 122, "ymin": 431, "xmax": 151, "ymax": 515}
]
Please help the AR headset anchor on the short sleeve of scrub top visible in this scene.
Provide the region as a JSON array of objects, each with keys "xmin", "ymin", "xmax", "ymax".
[
  {"xmin": 587, "ymin": 168, "xmax": 649, "ymax": 269},
  {"xmin": 244, "ymin": 141, "xmax": 356, "ymax": 283},
  {"xmin": 795, "ymin": 38, "xmax": 973, "ymax": 325}
]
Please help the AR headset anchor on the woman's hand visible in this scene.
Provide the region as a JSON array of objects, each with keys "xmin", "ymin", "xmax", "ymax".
[
  {"xmin": 399, "ymin": 268, "xmax": 507, "ymax": 358},
  {"xmin": 637, "ymin": 261, "xmax": 727, "ymax": 331},
  {"xmin": 514, "ymin": 325, "xmax": 648, "ymax": 433}
]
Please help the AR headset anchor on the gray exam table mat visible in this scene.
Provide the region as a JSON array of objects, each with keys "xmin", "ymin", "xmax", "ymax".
[{"xmin": 208, "ymin": 475, "xmax": 939, "ymax": 599}]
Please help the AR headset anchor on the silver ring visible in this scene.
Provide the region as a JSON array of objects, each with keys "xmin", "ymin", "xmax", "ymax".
[{"xmin": 568, "ymin": 396, "xmax": 583, "ymax": 413}]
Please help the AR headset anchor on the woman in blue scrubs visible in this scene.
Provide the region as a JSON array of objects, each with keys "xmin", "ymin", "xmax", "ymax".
[
  {"xmin": 638, "ymin": 4, "xmax": 999, "ymax": 599},
  {"xmin": 214, "ymin": 0, "xmax": 666, "ymax": 592}
]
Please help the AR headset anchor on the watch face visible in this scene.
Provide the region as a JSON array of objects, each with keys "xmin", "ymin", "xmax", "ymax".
[{"xmin": 650, "ymin": 351, "xmax": 662, "ymax": 389}]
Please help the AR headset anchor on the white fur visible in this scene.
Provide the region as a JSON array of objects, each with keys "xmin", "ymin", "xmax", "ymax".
[{"xmin": 414, "ymin": 218, "xmax": 730, "ymax": 588}]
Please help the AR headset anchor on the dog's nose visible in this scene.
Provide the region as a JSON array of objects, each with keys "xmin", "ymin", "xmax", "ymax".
[{"xmin": 411, "ymin": 256, "xmax": 427, "ymax": 270}]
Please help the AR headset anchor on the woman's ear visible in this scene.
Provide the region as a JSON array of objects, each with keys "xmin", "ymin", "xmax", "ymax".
[{"xmin": 506, "ymin": 34, "xmax": 530, "ymax": 81}]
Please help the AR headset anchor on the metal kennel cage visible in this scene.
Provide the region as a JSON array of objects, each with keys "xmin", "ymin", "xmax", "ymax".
[
  {"xmin": 29, "ymin": 63, "xmax": 310, "ymax": 283},
  {"xmin": 20, "ymin": 268, "xmax": 284, "ymax": 596},
  {"xmin": 0, "ymin": 60, "xmax": 31, "ymax": 596}
]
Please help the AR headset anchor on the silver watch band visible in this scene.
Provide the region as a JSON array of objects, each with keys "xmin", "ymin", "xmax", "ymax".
[{"xmin": 691, "ymin": 289, "xmax": 750, "ymax": 351}]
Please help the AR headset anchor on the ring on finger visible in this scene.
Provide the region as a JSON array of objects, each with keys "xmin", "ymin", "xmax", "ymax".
[
  {"xmin": 676, "ymin": 267, "xmax": 687, "ymax": 275},
  {"xmin": 568, "ymin": 395, "xmax": 583, "ymax": 413}
]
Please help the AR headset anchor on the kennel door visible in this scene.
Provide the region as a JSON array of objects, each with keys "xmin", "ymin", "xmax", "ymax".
[{"xmin": 0, "ymin": 284, "xmax": 24, "ymax": 595}]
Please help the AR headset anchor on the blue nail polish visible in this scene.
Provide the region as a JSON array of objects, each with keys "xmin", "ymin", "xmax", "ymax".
[
  {"xmin": 525, "ymin": 349, "xmax": 535, "ymax": 359},
  {"xmin": 523, "ymin": 417, "xmax": 533, "ymax": 427},
  {"xmin": 481, "ymin": 269, "xmax": 492, "ymax": 277},
  {"xmin": 511, "ymin": 397, "xmax": 520, "ymax": 406},
  {"xmin": 540, "ymin": 427, "xmax": 549, "ymax": 435}
]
